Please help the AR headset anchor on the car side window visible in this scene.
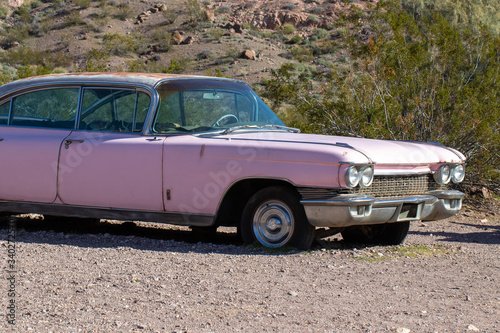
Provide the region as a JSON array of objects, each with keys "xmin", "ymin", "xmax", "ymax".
[
  {"xmin": 0, "ymin": 101, "xmax": 9, "ymax": 125},
  {"xmin": 10, "ymin": 88, "xmax": 79, "ymax": 129},
  {"xmin": 80, "ymin": 88, "xmax": 150, "ymax": 132}
]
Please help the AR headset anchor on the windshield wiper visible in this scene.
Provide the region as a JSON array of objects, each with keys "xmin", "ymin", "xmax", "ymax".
[
  {"xmin": 221, "ymin": 125, "xmax": 300, "ymax": 135},
  {"xmin": 221, "ymin": 125, "xmax": 260, "ymax": 134},
  {"xmin": 260, "ymin": 125, "xmax": 301, "ymax": 133}
]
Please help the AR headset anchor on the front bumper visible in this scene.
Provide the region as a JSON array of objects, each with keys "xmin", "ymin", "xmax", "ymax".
[{"xmin": 300, "ymin": 190, "xmax": 464, "ymax": 228}]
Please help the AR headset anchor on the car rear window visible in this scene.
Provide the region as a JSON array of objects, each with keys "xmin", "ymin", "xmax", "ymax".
[{"xmin": 10, "ymin": 88, "xmax": 79, "ymax": 129}]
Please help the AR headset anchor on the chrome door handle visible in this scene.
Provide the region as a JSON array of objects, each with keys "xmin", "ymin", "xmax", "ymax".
[{"xmin": 64, "ymin": 139, "xmax": 85, "ymax": 149}]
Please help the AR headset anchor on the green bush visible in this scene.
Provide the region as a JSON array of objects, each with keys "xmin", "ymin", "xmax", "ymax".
[
  {"xmin": 73, "ymin": 0, "xmax": 91, "ymax": 9},
  {"xmin": 186, "ymin": 0, "xmax": 207, "ymax": 26},
  {"xmin": 402, "ymin": 0, "xmax": 500, "ymax": 35},
  {"xmin": 1, "ymin": 47, "xmax": 73, "ymax": 67},
  {"xmin": 14, "ymin": 3, "xmax": 32, "ymax": 23},
  {"xmin": 282, "ymin": 23, "xmax": 295, "ymax": 35},
  {"xmin": 102, "ymin": 33, "xmax": 141, "ymax": 55},
  {"xmin": 1, "ymin": 25, "xmax": 31, "ymax": 48},
  {"xmin": 114, "ymin": 3, "xmax": 133, "ymax": 21},
  {"xmin": 308, "ymin": 14, "xmax": 320, "ymax": 24},
  {"xmin": 63, "ymin": 11, "xmax": 85, "ymax": 27},
  {"xmin": 0, "ymin": 6, "xmax": 9, "ymax": 19},
  {"xmin": 264, "ymin": 0, "xmax": 500, "ymax": 180},
  {"xmin": 30, "ymin": 0, "xmax": 43, "ymax": 8},
  {"xmin": 81, "ymin": 48, "xmax": 110, "ymax": 72},
  {"xmin": 290, "ymin": 46, "xmax": 314, "ymax": 62}
]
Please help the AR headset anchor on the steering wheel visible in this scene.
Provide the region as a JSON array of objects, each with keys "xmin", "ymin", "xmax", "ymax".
[{"xmin": 212, "ymin": 114, "xmax": 239, "ymax": 127}]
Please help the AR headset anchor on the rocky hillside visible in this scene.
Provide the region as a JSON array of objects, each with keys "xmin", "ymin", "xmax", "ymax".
[{"xmin": 0, "ymin": 0, "xmax": 377, "ymax": 84}]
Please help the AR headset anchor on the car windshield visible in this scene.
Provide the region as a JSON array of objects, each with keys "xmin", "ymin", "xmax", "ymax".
[{"xmin": 153, "ymin": 79, "xmax": 286, "ymax": 134}]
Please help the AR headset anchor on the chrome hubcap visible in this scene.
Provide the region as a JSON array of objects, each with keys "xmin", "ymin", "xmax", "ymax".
[{"xmin": 253, "ymin": 200, "xmax": 294, "ymax": 248}]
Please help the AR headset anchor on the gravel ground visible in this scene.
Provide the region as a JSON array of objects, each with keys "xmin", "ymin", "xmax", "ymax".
[{"xmin": 0, "ymin": 207, "xmax": 498, "ymax": 333}]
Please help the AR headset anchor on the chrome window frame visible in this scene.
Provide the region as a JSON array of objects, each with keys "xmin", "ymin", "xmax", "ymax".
[{"xmin": 0, "ymin": 81, "xmax": 158, "ymax": 134}]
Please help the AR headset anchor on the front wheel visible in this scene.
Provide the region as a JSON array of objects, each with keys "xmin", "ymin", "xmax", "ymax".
[
  {"xmin": 240, "ymin": 186, "xmax": 314, "ymax": 249},
  {"xmin": 341, "ymin": 221, "xmax": 410, "ymax": 245}
]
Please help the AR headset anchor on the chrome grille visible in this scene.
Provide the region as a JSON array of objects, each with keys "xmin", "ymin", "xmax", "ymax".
[
  {"xmin": 352, "ymin": 174, "xmax": 445, "ymax": 197},
  {"xmin": 299, "ymin": 174, "xmax": 447, "ymax": 200}
]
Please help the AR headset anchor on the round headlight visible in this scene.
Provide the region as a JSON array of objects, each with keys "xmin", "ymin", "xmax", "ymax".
[
  {"xmin": 345, "ymin": 165, "xmax": 360, "ymax": 188},
  {"xmin": 434, "ymin": 164, "xmax": 451, "ymax": 184},
  {"xmin": 359, "ymin": 166, "xmax": 374, "ymax": 187},
  {"xmin": 452, "ymin": 164, "xmax": 465, "ymax": 183}
]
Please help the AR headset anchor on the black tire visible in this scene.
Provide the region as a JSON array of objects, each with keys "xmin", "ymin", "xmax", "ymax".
[
  {"xmin": 341, "ymin": 222, "xmax": 410, "ymax": 245},
  {"xmin": 240, "ymin": 186, "xmax": 315, "ymax": 250}
]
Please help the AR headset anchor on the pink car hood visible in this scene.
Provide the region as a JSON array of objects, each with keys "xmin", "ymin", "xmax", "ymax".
[{"xmin": 208, "ymin": 131, "xmax": 466, "ymax": 165}]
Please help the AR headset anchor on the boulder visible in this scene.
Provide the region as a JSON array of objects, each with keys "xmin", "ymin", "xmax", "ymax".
[
  {"xmin": 241, "ymin": 49, "xmax": 256, "ymax": 60},
  {"xmin": 172, "ymin": 31, "xmax": 183, "ymax": 45}
]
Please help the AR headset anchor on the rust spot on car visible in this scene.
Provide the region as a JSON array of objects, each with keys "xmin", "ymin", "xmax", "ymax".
[{"xmin": 200, "ymin": 144, "xmax": 206, "ymax": 157}]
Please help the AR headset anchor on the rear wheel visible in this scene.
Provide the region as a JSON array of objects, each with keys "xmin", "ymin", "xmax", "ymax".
[
  {"xmin": 240, "ymin": 186, "xmax": 314, "ymax": 249},
  {"xmin": 341, "ymin": 222, "xmax": 410, "ymax": 245}
]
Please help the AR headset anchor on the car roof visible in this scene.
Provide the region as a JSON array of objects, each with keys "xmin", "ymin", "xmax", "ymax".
[{"xmin": 0, "ymin": 73, "xmax": 244, "ymax": 98}]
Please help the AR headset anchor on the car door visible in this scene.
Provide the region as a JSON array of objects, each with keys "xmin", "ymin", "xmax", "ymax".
[
  {"xmin": 57, "ymin": 87, "xmax": 165, "ymax": 211},
  {"xmin": 0, "ymin": 87, "xmax": 79, "ymax": 203}
]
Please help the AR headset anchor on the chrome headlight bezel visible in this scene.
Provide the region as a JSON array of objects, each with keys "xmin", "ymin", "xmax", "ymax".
[
  {"xmin": 434, "ymin": 164, "xmax": 465, "ymax": 185},
  {"xmin": 434, "ymin": 164, "xmax": 452, "ymax": 185},
  {"xmin": 344, "ymin": 164, "xmax": 374, "ymax": 188},
  {"xmin": 451, "ymin": 164, "xmax": 465, "ymax": 183},
  {"xmin": 345, "ymin": 165, "xmax": 360, "ymax": 188},
  {"xmin": 359, "ymin": 165, "xmax": 374, "ymax": 187}
]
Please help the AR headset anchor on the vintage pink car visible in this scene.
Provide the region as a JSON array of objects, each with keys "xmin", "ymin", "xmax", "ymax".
[{"xmin": 0, "ymin": 73, "xmax": 465, "ymax": 249}]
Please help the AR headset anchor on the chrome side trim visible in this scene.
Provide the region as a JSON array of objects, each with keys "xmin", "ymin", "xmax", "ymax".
[{"xmin": 0, "ymin": 201, "xmax": 214, "ymax": 227}]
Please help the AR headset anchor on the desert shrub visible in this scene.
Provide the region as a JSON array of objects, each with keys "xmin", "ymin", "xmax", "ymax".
[
  {"xmin": 151, "ymin": 29, "xmax": 171, "ymax": 52},
  {"xmin": 264, "ymin": 1, "xmax": 500, "ymax": 180},
  {"xmin": 310, "ymin": 6, "xmax": 324, "ymax": 14},
  {"xmin": 289, "ymin": 35, "xmax": 303, "ymax": 44},
  {"xmin": 63, "ymin": 11, "xmax": 85, "ymax": 27},
  {"xmin": 196, "ymin": 49, "xmax": 213, "ymax": 60},
  {"xmin": 290, "ymin": 46, "xmax": 314, "ymax": 62},
  {"xmin": 0, "ymin": 64, "xmax": 16, "ymax": 85},
  {"xmin": 402, "ymin": 0, "xmax": 500, "ymax": 35},
  {"xmin": 225, "ymin": 46, "xmax": 240, "ymax": 60},
  {"xmin": 46, "ymin": 0, "xmax": 65, "ymax": 6},
  {"xmin": 0, "ymin": 6, "xmax": 8, "ymax": 19},
  {"xmin": 282, "ymin": 23, "xmax": 295, "ymax": 35},
  {"xmin": 161, "ymin": 9, "xmax": 177, "ymax": 25},
  {"xmin": 30, "ymin": 0, "xmax": 43, "ymax": 8},
  {"xmin": 73, "ymin": 0, "xmax": 91, "ymax": 9},
  {"xmin": 0, "ymin": 25, "xmax": 31, "ymax": 47},
  {"xmin": 217, "ymin": 5, "xmax": 230, "ymax": 14},
  {"xmin": 16, "ymin": 65, "xmax": 53, "ymax": 79},
  {"xmin": 14, "ymin": 3, "xmax": 32, "ymax": 23},
  {"xmin": 208, "ymin": 27, "xmax": 224, "ymax": 41},
  {"xmin": 186, "ymin": 0, "xmax": 207, "ymax": 26},
  {"xmin": 127, "ymin": 58, "xmax": 188, "ymax": 74},
  {"xmin": 102, "ymin": 33, "xmax": 140, "ymax": 55},
  {"xmin": 81, "ymin": 48, "xmax": 110, "ymax": 72},
  {"xmin": 308, "ymin": 14, "xmax": 320, "ymax": 24},
  {"xmin": 1, "ymin": 47, "xmax": 72, "ymax": 67},
  {"xmin": 114, "ymin": 3, "xmax": 133, "ymax": 21}
]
